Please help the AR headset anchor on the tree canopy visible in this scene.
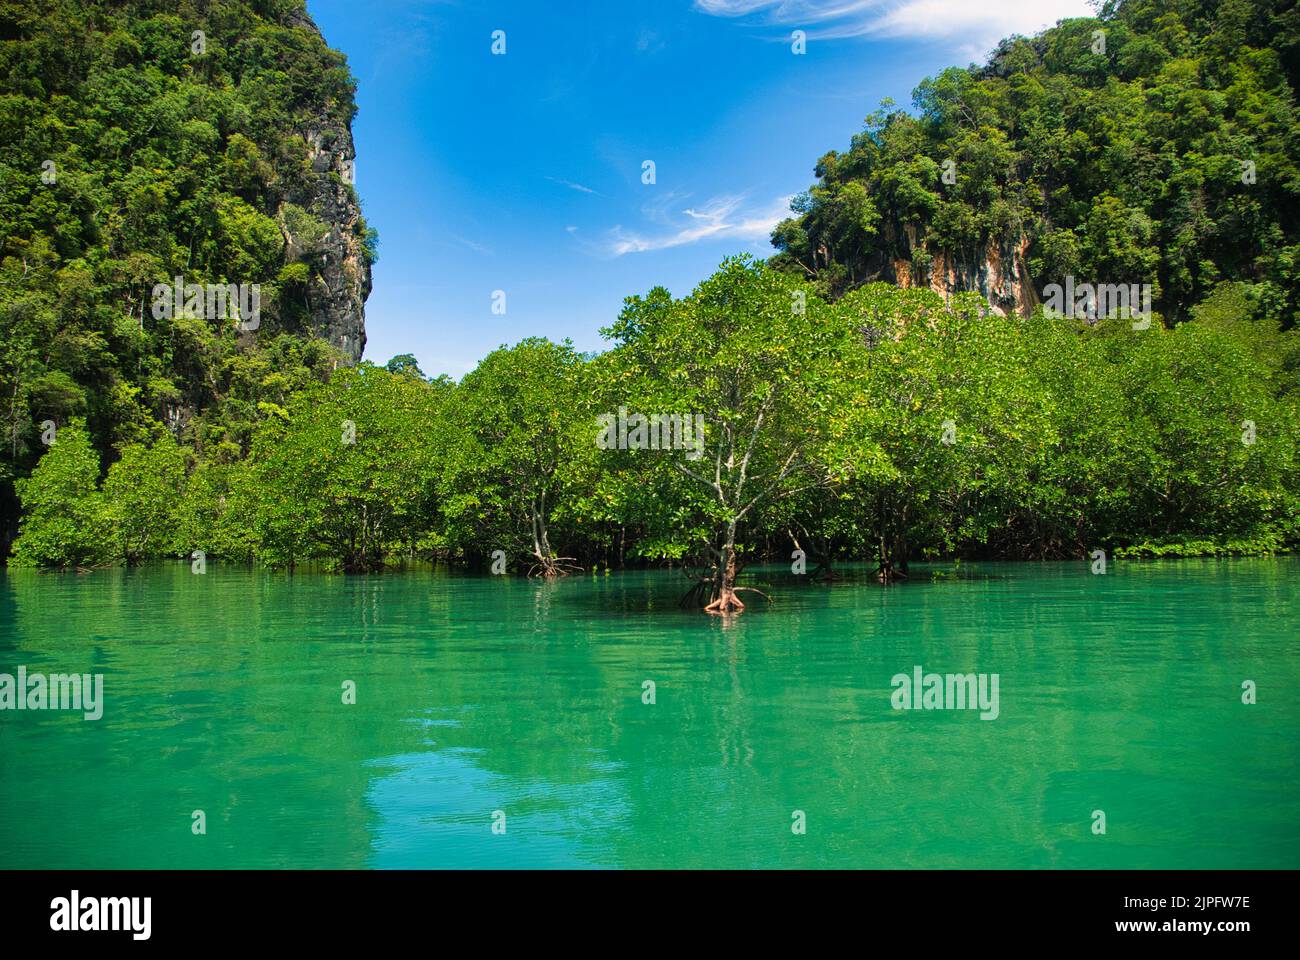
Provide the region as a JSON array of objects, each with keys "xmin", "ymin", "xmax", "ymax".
[
  {"xmin": 769, "ymin": 0, "xmax": 1300, "ymax": 328},
  {"xmin": 0, "ymin": 0, "xmax": 370, "ymax": 549},
  {"xmin": 4, "ymin": 0, "xmax": 1298, "ymax": 615}
]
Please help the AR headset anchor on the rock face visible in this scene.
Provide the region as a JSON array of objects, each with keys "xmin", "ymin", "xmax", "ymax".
[
  {"xmin": 879, "ymin": 224, "xmax": 1038, "ymax": 317},
  {"xmin": 283, "ymin": 13, "xmax": 370, "ymax": 363},
  {"xmin": 289, "ymin": 125, "xmax": 369, "ymax": 363}
]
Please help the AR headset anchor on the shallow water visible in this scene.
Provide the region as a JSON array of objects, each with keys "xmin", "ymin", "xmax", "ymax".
[{"xmin": 1, "ymin": 559, "xmax": 1296, "ymax": 868}]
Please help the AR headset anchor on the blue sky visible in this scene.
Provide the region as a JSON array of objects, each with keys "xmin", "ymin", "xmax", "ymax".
[{"xmin": 307, "ymin": 0, "xmax": 1091, "ymax": 377}]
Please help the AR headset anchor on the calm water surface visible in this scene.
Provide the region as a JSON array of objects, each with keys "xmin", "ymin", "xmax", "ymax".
[{"xmin": 1, "ymin": 559, "xmax": 1296, "ymax": 868}]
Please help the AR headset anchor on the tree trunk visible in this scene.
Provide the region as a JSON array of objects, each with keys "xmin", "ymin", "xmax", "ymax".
[
  {"xmin": 530, "ymin": 496, "xmax": 556, "ymax": 577},
  {"xmin": 530, "ymin": 491, "xmax": 580, "ymax": 578},
  {"xmin": 875, "ymin": 492, "xmax": 909, "ymax": 585},
  {"xmin": 705, "ymin": 522, "xmax": 745, "ymax": 613}
]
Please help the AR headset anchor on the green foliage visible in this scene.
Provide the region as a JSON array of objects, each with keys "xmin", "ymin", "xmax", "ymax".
[
  {"xmin": 6, "ymin": 262, "xmax": 1297, "ymax": 580},
  {"xmin": 10, "ymin": 420, "xmax": 109, "ymax": 568},
  {"xmin": 770, "ymin": 0, "xmax": 1300, "ymax": 328},
  {"xmin": 172, "ymin": 459, "xmax": 256, "ymax": 562},
  {"xmin": 437, "ymin": 338, "xmax": 591, "ymax": 571},
  {"xmin": 243, "ymin": 363, "xmax": 445, "ymax": 571},
  {"xmin": 1010, "ymin": 300, "xmax": 1300, "ymax": 555},
  {"xmin": 102, "ymin": 434, "xmax": 188, "ymax": 564},
  {"xmin": 384, "ymin": 353, "xmax": 425, "ymax": 378},
  {"xmin": 825, "ymin": 285, "xmax": 1058, "ymax": 572},
  {"xmin": 0, "ymin": 0, "xmax": 362, "ymax": 551},
  {"xmin": 3, "ymin": 1, "xmax": 1297, "ymax": 591},
  {"xmin": 598, "ymin": 257, "xmax": 839, "ymax": 573}
]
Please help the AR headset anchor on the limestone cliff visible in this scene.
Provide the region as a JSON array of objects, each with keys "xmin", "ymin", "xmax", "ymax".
[
  {"xmin": 283, "ymin": 12, "xmax": 370, "ymax": 363},
  {"xmin": 884, "ymin": 226, "xmax": 1038, "ymax": 317}
]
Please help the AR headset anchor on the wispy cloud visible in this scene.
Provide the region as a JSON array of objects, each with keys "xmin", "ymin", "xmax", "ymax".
[
  {"xmin": 450, "ymin": 235, "xmax": 494, "ymax": 256},
  {"xmin": 606, "ymin": 194, "xmax": 793, "ymax": 257},
  {"xmin": 694, "ymin": 1, "xmax": 1094, "ymax": 46},
  {"xmin": 546, "ymin": 176, "xmax": 600, "ymax": 195},
  {"xmin": 636, "ymin": 27, "xmax": 666, "ymax": 54}
]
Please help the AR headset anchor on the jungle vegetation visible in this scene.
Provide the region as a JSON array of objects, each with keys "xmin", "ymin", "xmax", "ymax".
[
  {"xmin": 769, "ymin": 0, "xmax": 1300, "ymax": 327},
  {"xmin": 3, "ymin": 0, "xmax": 1299, "ymax": 614}
]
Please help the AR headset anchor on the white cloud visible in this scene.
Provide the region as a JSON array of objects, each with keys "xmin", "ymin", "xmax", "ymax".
[
  {"xmin": 606, "ymin": 194, "xmax": 794, "ymax": 256},
  {"xmin": 636, "ymin": 27, "xmax": 665, "ymax": 54},
  {"xmin": 546, "ymin": 176, "xmax": 599, "ymax": 195},
  {"xmin": 450, "ymin": 235, "xmax": 493, "ymax": 256},
  {"xmin": 694, "ymin": 0, "xmax": 1094, "ymax": 46}
]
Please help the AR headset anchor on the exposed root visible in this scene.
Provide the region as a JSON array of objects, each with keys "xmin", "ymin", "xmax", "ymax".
[
  {"xmin": 679, "ymin": 558, "xmax": 772, "ymax": 615},
  {"xmin": 527, "ymin": 556, "xmax": 584, "ymax": 578},
  {"xmin": 679, "ymin": 576, "xmax": 714, "ymax": 609},
  {"xmin": 809, "ymin": 563, "xmax": 837, "ymax": 583},
  {"xmin": 876, "ymin": 561, "xmax": 909, "ymax": 585},
  {"xmin": 704, "ymin": 587, "xmax": 745, "ymax": 614}
]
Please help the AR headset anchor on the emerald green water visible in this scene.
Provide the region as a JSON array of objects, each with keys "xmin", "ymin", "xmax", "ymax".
[{"xmin": 1, "ymin": 559, "xmax": 1296, "ymax": 869}]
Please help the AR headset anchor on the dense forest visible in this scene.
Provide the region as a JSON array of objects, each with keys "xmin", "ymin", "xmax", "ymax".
[
  {"xmin": 2, "ymin": 0, "xmax": 1298, "ymax": 614},
  {"xmin": 0, "ymin": 0, "xmax": 374, "ymax": 551},
  {"xmin": 770, "ymin": 0, "xmax": 1300, "ymax": 326}
]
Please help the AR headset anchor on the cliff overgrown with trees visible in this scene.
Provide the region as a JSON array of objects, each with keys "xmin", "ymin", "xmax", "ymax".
[
  {"xmin": 0, "ymin": 0, "xmax": 373, "ymax": 551},
  {"xmin": 769, "ymin": 0, "xmax": 1300, "ymax": 327},
  {"xmin": 3, "ymin": 0, "xmax": 1299, "ymax": 613}
]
